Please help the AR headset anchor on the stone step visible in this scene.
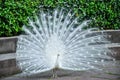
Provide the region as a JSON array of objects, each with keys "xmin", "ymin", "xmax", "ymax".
[
  {"xmin": 109, "ymin": 47, "xmax": 120, "ymax": 59},
  {"xmin": 103, "ymin": 30, "xmax": 120, "ymax": 43},
  {"xmin": 86, "ymin": 30, "xmax": 120, "ymax": 43},
  {"xmin": 0, "ymin": 53, "xmax": 15, "ymax": 61},
  {"xmin": 0, "ymin": 66, "xmax": 20, "ymax": 78},
  {"xmin": 0, "ymin": 37, "xmax": 17, "ymax": 54},
  {"xmin": 0, "ymin": 53, "xmax": 21, "ymax": 78}
]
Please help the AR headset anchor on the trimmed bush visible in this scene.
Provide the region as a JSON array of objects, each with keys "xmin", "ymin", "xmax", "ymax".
[
  {"xmin": 0, "ymin": 0, "xmax": 40, "ymax": 37},
  {"xmin": 40, "ymin": 0, "xmax": 120, "ymax": 30},
  {"xmin": 0, "ymin": 0, "xmax": 120, "ymax": 37}
]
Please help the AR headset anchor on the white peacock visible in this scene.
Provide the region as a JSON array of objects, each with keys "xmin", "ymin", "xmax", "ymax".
[{"xmin": 16, "ymin": 8, "xmax": 116, "ymax": 77}]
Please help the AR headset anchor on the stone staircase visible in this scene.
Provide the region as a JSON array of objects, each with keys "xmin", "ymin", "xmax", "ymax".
[
  {"xmin": 0, "ymin": 37, "xmax": 21, "ymax": 78},
  {"xmin": 0, "ymin": 30, "xmax": 120, "ymax": 80}
]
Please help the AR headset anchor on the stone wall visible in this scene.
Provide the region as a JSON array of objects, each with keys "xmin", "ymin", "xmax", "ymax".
[{"xmin": 0, "ymin": 37, "xmax": 17, "ymax": 54}]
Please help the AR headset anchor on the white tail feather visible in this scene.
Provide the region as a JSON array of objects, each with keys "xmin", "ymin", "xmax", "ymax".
[{"xmin": 16, "ymin": 8, "xmax": 118, "ymax": 76}]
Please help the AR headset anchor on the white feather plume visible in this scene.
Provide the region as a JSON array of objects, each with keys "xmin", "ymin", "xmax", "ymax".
[{"xmin": 16, "ymin": 8, "xmax": 116, "ymax": 75}]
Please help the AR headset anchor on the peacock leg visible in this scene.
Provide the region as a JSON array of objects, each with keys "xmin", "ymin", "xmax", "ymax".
[{"xmin": 52, "ymin": 68, "xmax": 58, "ymax": 78}]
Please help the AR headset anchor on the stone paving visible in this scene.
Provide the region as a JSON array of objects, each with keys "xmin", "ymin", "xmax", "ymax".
[{"xmin": 1, "ymin": 63, "xmax": 120, "ymax": 80}]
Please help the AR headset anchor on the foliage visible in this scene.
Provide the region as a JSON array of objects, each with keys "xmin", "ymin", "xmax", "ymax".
[
  {"xmin": 0, "ymin": 0, "xmax": 40, "ymax": 37},
  {"xmin": 40, "ymin": 0, "xmax": 120, "ymax": 30},
  {"xmin": 0, "ymin": 0, "xmax": 120, "ymax": 37}
]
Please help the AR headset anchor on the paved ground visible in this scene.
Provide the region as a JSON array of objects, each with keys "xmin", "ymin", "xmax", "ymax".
[
  {"xmin": 1, "ymin": 63, "xmax": 120, "ymax": 80},
  {"xmin": 1, "ymin": 71, "xmax": 120, "ymax": 80}
]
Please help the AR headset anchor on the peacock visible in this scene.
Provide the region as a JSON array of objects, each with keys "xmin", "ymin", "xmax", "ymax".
[{"xmin": 16, "ymin": 8, "xmax": 118, "ymax": 77}]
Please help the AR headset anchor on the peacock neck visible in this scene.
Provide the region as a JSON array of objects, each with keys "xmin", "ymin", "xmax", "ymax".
[{"xmin": 54, "ymin": 54, "xmax": 60, "ymax": 69}]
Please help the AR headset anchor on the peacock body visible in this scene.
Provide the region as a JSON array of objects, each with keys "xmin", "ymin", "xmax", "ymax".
[{"xmin": 16, "ymin": 8, "xmax": 116, "ymax": 76}]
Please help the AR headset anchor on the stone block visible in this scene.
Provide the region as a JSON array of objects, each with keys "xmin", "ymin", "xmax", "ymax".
[
  {"xmin": 0, "ymin": 59, "xmax": 21, "ymax": 78},
  {"xmin": 0, "ymin": 37, "xmax": 17, "ymax": 54}
]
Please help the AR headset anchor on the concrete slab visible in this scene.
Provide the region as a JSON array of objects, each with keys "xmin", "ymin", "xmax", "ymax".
[{"xmin": 0, "ymin": 53, "xmax": 21, "ymax": 78}]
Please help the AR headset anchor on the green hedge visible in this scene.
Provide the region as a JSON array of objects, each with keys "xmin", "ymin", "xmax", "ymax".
[
  {"xmin": 0, "ymin": 0, "xmax": 40, "ymax": 37},
  {"xmin": 0, "ymin": 0, "xmax": 120, "ymax": 37},
  {"xmin": 40, "ymin": 0, "xmax": 120, "ymax": 30}
]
